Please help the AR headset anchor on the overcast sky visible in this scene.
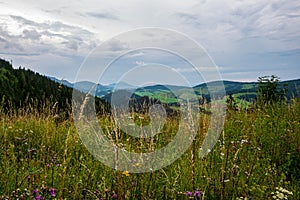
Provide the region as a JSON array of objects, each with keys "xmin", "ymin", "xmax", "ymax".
[{"xmin": 0, "ymin": 0, "xmax": 299, "ymax": 85}]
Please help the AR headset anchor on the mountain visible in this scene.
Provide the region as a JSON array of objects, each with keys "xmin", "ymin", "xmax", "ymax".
[
  {"xmin": 48, "ymin": 76, "xmax": 74, "ymax": 88},
  {"xmin": 107, "ymin": 82, "xmax": 136, "ymax": 90},
  {"xmin": 72, "ymin": 81, "xmax": 112, "ymax": 97},
  {"xmin": 52, "ymin": 73, "xmax": 300, "ymax": 105}
]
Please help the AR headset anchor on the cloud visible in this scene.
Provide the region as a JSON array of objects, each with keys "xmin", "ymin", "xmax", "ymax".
[
  {"xmin": 103, "ymin": 38, "xmax": 129, "ymax": 52},
  {"xmin": 22, "ymin": 29, "xmax": 41, "ymax": 40},
  {"xmin": 173, "ymin": 1, "xmax": 300, "ymax": 50},
  {"xmin": 0, "ymin": 15, "xmax": 99, "ymax": 56},
  {"xmin": 0, "ymin": 0, "xmax": 299, "ymax": 83},
  {"xmin": 86, "ymin": 12, "xmax": 119, "ymax": 20},
  {"xmin": 175, "ymin": 12, "xmax": 201, "ymax": 26}
]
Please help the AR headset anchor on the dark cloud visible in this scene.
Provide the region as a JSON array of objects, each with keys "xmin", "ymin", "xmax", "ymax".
[
  {"xmin": 105, "ymin": 38, "xmax": 128, "ymax": 51},
  {"xmin": 9, "ymin": 15, "xmax": 94, "ymax": 37},
  {"xmin": 22, "ymin": 29, "xmax": 41, "ymax": 40},
  {"xmin": 61, "ymin": 41, "xmax": 79, "ymax": 51}
]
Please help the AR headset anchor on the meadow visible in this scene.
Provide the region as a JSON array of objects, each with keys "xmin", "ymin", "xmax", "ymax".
[{"xmin": 0, "ymin": 99, "xmax": 299, "ymax": 199}]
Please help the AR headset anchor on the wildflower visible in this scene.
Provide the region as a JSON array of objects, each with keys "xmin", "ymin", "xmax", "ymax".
[
  {"xmin": 122, "ymin": 171, "xmax": 130, "ymax": 176},
  {"xmin": 112, "ymin": 193, "xmax": 118, "ymax": 199},
  {"xmin": 241, "ymin": 139, "xmax": 248, "ymax": 145},
  {"xmin": 32, "ymin": 189, "xmax": 39, "ymax": 196},
  {"xmin": 35, "ymin": 195, "xmax": 44, "ymax": 200},
  {"xmin": 49, "ymin": 188, "xmax": 56, "ymax": 197},
  {"xmin": 278, "ymin": 187, "xmax": 293, "ymax": 195},
  {"xmin": 185, "ymin": 191, "xmax": 192, "ymax": 197},
  {"xmin": 194, "ymin": 190, "xmax": 202, "ymax": 197},
  {"xmin": 57, "ymin": 164, "xmax": 62, "ymax": 167},
  {"xmin": 271, "ymin": 187, "xmax": 293, "ymax": 199},
  {"xmin": 134, "ymin": 162, "xmax": 141, "ymax": 167},
  {"xmin": 94, "ymin": 189, "xmax": 100, "ymax": 194}
]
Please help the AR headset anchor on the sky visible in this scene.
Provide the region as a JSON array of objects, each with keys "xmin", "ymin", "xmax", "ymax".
[{"xmin": 0, "ymin": 0, "xmax": 299, "ymax": 85}]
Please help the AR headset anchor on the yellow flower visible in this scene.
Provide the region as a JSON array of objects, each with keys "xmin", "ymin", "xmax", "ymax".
[
  {"xmin": 122, "ymin": 171, "xmax": 130, "ymax": 176},
  {"xmin": 134, "ymin": 163, "xmax": 141, "ymax": 167}
]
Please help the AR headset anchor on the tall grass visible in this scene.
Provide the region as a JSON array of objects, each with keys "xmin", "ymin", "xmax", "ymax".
[{"xmin": 0, "ymin": 99, "xmax": 299, "ymax": 199}]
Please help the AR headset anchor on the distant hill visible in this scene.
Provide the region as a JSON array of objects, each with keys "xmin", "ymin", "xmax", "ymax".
[
  {"xmin": 48, "ymin": 76, "xmax": 74, "ymax": 88},
  {"xmin": 53, "ymin": 72, "xmax": 300, "ymax": 106},
  {"xmin": 107, "ymin": 82, "xmax": 136, "ymax": 90}
]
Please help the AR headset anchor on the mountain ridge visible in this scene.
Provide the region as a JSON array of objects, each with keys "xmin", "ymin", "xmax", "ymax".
[
  {"xmin": 52, "ymin": 77, "xmax": 299, "ymax": 103},
  {"xmin": 1, "ymin": 58, "xmax": 299, "ymax": 111}
]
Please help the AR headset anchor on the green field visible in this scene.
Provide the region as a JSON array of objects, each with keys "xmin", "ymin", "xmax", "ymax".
[
  {"xmin": 134, "ymin": 91, "xmax": 179, "ymax": 104},
  {"xmin": 1, "ymin": 100, "xmax": 299, "ymax": 199}
]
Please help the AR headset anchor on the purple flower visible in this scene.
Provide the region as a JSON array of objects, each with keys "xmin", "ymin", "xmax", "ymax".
[
  {"xmin": 35, "ymin": 195, "xmax": 44, "ymax": 200},
  {"xmin": 49, "ymin": 188, "xmax": 56, "ymax": 197},
  {"xmin": 57, "ymin": 164, "xmax": 62, "ymax": 167},
  {"xmin": 32, "ymin": 189, "xmax": 39, "ymax": 196},
  {"xmin": 112, "ymin": 193, "xmax": 118, "ymax": 199},
  {"xmin": 194, "ymin": 190, "xmax": 202, "ymax": 197},
  {"xmin": 185, "ymin": 191, "xmax": 192, "ymax": 197}
]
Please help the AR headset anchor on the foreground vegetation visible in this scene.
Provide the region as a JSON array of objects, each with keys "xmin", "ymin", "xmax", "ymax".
[{"xmin": 0, "ymin": 99, "xmax": 299, "ymax": 200}]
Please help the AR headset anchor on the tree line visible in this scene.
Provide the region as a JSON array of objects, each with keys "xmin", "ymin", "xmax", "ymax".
[
  {"xmin": 0, "ymin": 59, "xmax": 73, "ymax": 115},
  {"xmin": 0, "ymin": 58, "xmax": 111, "ymax": 118}
]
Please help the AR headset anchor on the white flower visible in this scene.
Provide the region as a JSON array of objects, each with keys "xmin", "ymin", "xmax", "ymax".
[
  {"xmin": 276, "ymin": 192, "xmax": 285, "ymax": 199},
  {"xmin": 241, "ymin": 139, "xmax": 248, "ymax": 144}
]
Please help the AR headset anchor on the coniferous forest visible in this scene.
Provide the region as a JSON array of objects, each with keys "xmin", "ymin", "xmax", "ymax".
[{"xmin": 0, "ymin": 59, "xmax": 72, "ymax": 113}]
